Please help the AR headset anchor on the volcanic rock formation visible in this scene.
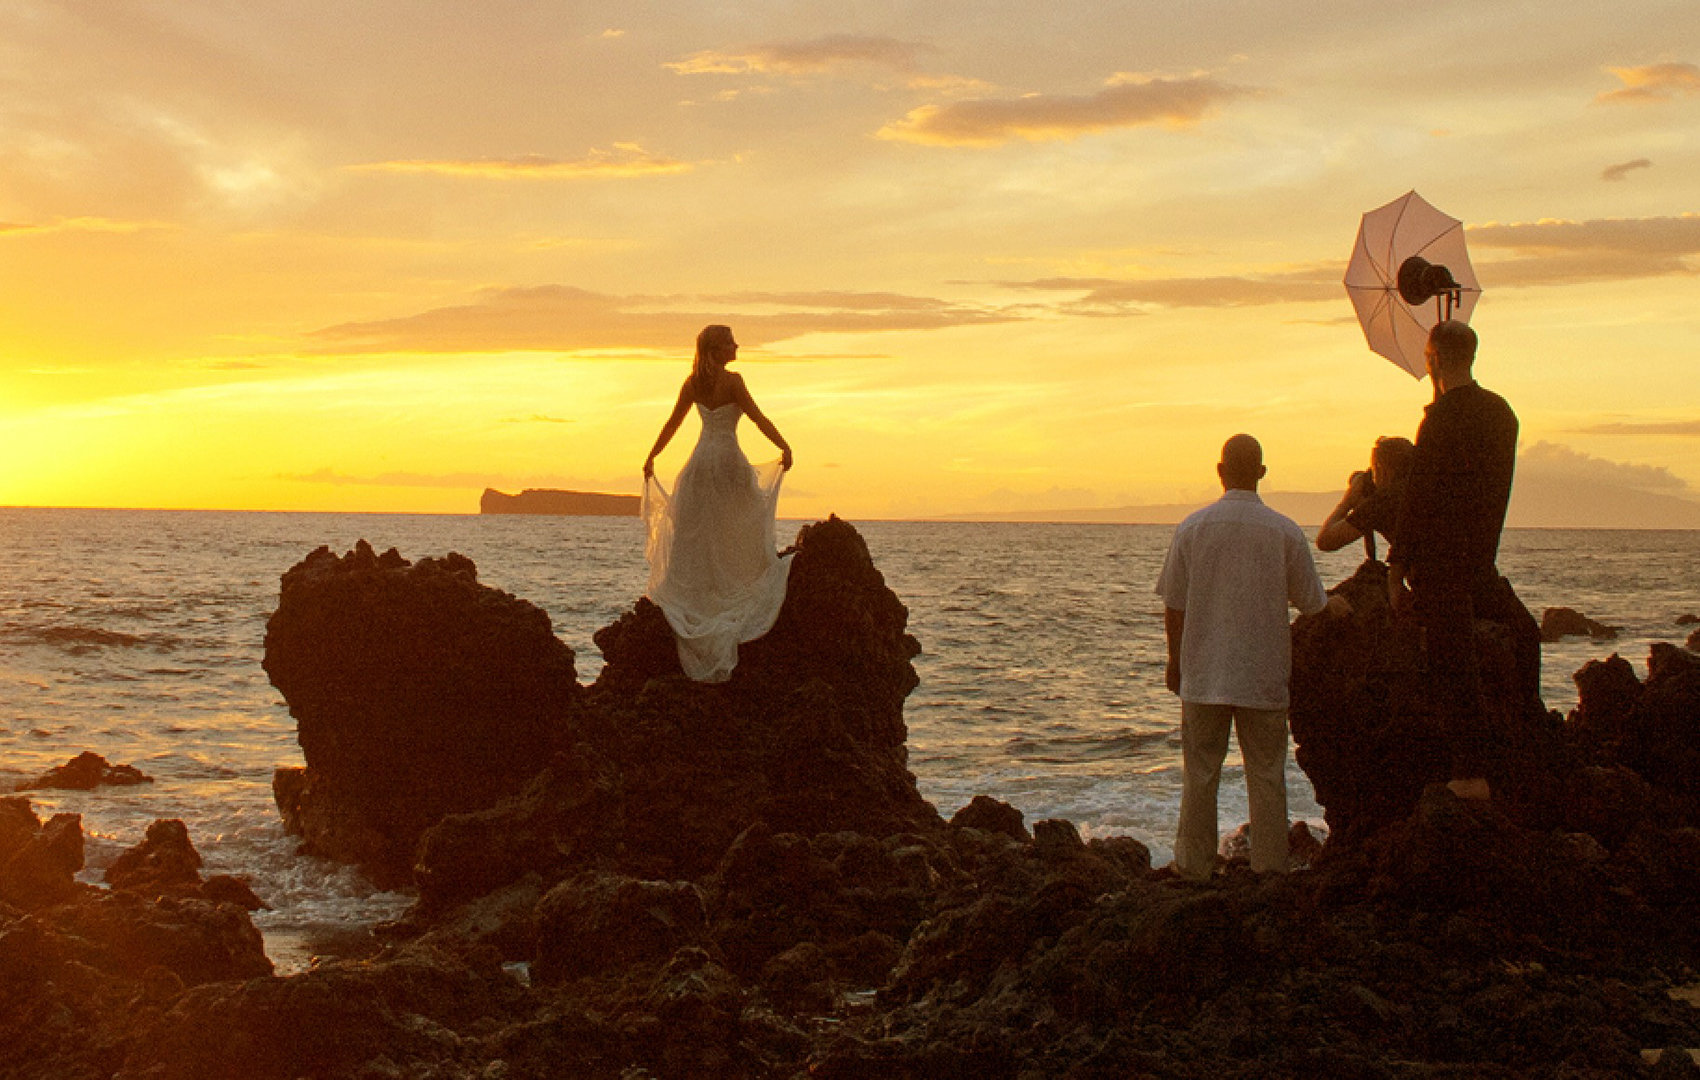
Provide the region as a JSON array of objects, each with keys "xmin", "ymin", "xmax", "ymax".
[
  {"xmin": 1540, "ymin": 605, "xmax": 1620, "ymax": 642},
  {"xmin": 105, "ymin": 817, "xmax": 268, "ymax": 911},
  {"xmin": 1292, "ymin": 559, "xmax": 1700, "ymax": 854},
  {"xmin": 1289, "ymin": 560, "xmax": 1566, "ymax": 845},
  {"xmin": 263, "ymin": 540, "xmax": 580, "ymax": 887},
  {"xmin": 0, "ymin": 802, "xmax": 272, "ymax": 1079},
  {"xmin": 259, "ymin": 519, "xmax": 943, "ymax": 903},
  {"xmin": 18, "ymin": 750, "xmax": 153, "ymax": 790},
  {"xmin": 13, "ymin": 526, "xmax": 1699, "ymax": 1080}
]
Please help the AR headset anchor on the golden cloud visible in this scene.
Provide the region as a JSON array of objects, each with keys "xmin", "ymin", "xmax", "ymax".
[
  {"xmin": 1519, "ymin": 441, "xmax": 1689, "ymax": 491},
  {"xmin": 1601, "ymin": 158, "xmax": 1653, "ymax": 181},
  {"xmin": 1469, "ymin": 213, "xmax": 1700, "ymax": 269},
  {"xmin": 997, "ymin": 268, "xmax": 1337, "ymax": 311},
  {"xmin": 877, "ymin": 74, "xmax": 1258, "ymax": 146},
  {"xmin": 280, "ymin": 467, "xmax": 515, "ymax": 489},
  {"xmin": 1575, "ymin": 420, "xmax": 1700, "ymax": 437},
  {"xmin": 1466, "ymin": 213, "xmax": 1700, "ymax": 285},
  {"xmin": 706, "ymin": 290, "xmax": 983, "ymax": 312},
  {"xmin": 1475, "ymin": 254, "xmax": 1694, "ymax": 286},
  {"xmin": 1597, "ymin": 62, "xmax": 1700, "ymax": 104},
  {"xmin": 350, "ymin": 145, "xmax": 696, "ymax": 180},
  {"xmin": 1485, "ymin": 213, "xmax": 1700, "ymax": 253},
  {"xmin": 0, "ymin": 216, "xmax": 166, "ymax": 237},
  {"xmin": 279, "ymin": 467, "xmax": 630, "ymax": 492},
  {"xmin": 904, "ymin": 74, "xmax": 996, "ymax": 95},
  {"xmin": 309, "ymin": 285, "xmax": 1021, "ymax": 354},
  {"xmin": 667, "ymin": 34, "xmax": 930, "ymax": 76}
]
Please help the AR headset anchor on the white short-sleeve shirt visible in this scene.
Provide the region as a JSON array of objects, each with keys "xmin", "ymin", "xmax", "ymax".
[{"xmin": 1154, "ymin": 490, "xmax": 1328, "ymax": 710}]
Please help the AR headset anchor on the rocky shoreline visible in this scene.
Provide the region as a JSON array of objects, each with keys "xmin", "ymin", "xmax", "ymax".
[{"xmin": 4, "ymin": 517, "xmax": 1700, "ymax": 1078}]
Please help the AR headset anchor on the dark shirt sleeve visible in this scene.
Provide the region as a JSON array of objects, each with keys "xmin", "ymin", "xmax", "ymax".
[
  {"xmin": 1345, "ymin": 490, "xmax": 1399, "ymax": 544},
  {"xmin": 1388, "ymin": 385, "xmax": 1518, "ymax": 576},
  {"xmin": 1388, "ymin": 408, "xmax": 1440, "ymax": 569}
]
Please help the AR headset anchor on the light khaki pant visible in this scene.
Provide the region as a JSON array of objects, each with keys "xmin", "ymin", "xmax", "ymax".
[{"xmin": 1175, "ymin": 701, "xmax": 1290, "ymax": 881}]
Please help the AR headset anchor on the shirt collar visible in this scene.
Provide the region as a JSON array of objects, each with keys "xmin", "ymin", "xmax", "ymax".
[
  {"xmin": 1220, "ymin": 489, "xmax": 1263, "ymax": 503},
  {"xmin": 1428, "ymin": 381, "xmax": 1481, "ymax": 410}
]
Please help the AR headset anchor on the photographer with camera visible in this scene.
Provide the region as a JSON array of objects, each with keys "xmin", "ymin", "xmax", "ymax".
[{"xmin": 1316, "ymin": 436, "xmax": 1415, "ymax": 559}]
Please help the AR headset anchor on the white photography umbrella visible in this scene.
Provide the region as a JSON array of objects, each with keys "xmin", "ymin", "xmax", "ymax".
[{"xmin": 1344, "ymin": 190, "xmax": 1481, "ymax": 378}]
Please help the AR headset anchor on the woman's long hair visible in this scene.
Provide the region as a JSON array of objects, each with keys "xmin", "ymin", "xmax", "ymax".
[
  {"xmin": 693, "ymin": 324, "xmax": 733, "ymax": 391},
  {"xmin": 1372, "ymin": 436, "xmax": 1415, "ymax": 487}
]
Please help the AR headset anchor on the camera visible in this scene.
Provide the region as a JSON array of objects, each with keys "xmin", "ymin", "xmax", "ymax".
[{"xmin": 1349, "ymin": 469, "xmax": 1375, "ymax": 499}]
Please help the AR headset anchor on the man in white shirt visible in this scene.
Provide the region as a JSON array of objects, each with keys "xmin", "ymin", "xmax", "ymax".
[{"xmin": 1155, "ymin": 434, "xmax": 1334, "ymax": 880}]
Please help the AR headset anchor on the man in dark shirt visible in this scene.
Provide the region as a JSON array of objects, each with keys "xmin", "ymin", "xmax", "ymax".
[{"xmin": 1387, "ymin": 320, "xmax": 1538, "ymax": 800}]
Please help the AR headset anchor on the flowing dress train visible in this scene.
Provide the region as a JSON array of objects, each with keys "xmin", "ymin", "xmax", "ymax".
[{"xmin": 642, "ymin": 402, "xmax": 792, "ymax": 682}]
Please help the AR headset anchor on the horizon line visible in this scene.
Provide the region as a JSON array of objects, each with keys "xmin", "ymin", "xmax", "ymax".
[{"xmin": 4, "ymin": 502, "xmax": 1700, "ymax": 532}]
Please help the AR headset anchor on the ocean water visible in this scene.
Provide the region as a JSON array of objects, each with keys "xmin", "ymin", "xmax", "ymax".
[{"xmin": 1, "ymin": 508, "xmax": 1696, "ymax": 972}]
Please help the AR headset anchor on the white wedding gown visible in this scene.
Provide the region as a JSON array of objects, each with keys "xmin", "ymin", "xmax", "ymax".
[{"xmin": 643, "ymin": 402, "xmax": 792, "ymax": 682}]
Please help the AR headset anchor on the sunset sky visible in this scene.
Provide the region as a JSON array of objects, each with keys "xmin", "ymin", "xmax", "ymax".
[{"xmin": 2, "ymin": 1, "xmax": 1696, "ymax": 520}]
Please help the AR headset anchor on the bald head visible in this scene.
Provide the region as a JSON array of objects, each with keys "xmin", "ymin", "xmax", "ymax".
[
  {"xmin": 1426, "ymin": 320, "xmax": 1478, "ymax": 382},
  {"xmin": 1218, "ymin": 434, "xmax": 1266, "ymax": 492}
]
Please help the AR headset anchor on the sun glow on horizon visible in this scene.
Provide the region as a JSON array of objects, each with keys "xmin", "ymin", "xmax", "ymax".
[{"xmin": 2, "ymin": 3, "xmax": 1697, "ymax": 523}]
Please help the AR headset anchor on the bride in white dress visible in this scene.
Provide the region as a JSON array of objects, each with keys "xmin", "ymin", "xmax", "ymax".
[{"xmin": 641, "ymin": 324, "xmax": 794, "ymax": 682}]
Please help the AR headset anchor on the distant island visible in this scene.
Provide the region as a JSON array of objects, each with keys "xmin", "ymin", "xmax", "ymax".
[{"xmin": 479, "ymin": 488, "xmax": 640, "ymax": 516}]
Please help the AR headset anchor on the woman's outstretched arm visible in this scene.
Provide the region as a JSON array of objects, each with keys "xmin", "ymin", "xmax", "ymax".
[
  {"xmin": 644, "ymin": 379, "xmax": 695, "ymax": 477},
  {"xmin": 1315, "ymin": 473, "xmax": 1370, "ymax": 552},
  {"xmin": 1315, "ymin": 504, "xmax": 1365, "ymax": 552},
  {"xmin": 733, "ymin": 374, "xmax": 792, "ymax": 470}
]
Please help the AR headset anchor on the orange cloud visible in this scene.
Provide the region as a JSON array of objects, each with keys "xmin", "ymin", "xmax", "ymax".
[
  {"xmin": 996, "ymin": 268, "xmax": 1338, "ymax": 311},
  {"xmin": 1470, "ymin": 214, "xmax": 1700, "ymax": 254},
  {"xmin": 1597, "ymin": 62, "xmax": 1700, "ymax": 104},
  {"xmin": 309, "ymin": 286, "xmax": 1020, "ymax": 354},
  {"xmin": 1574, "ymin": 420, "xmax": 1700, "ymax": 437},
  {"xmin": 1476, "ymin": 253, "xmax": 1695, "ymax": 286},
  {"xmin": 1520, "ymin": 441, "xmax": 1689, "ymax": 492},
  {"xmin": 667, "ymin": 34, "xmax": 930, "ymax": 75},
  {"xmin": 707, "ymin": 290, "xmax": 981, "ymax": 311},
  {"xmin": 278, "ymin": 467, "xmax": 625, "ymax": 491},
  {"xmin": 877, "ymin": 73, "xmax": 1257, "ymax": 146},
  {"xmin": 904, "ymin": 74, "xmax": 996, "ymax": 95},
  {"xmin": 1467, "ymin": 213, "xmax": 1700, "ymax": 285},
  {"xmin": 1601, "ymin": 158, "xmax": 1653, "ymax": 181},
  {"xmin": 350, "ymin": 145, "xmax": 696, "ymax": 180},
  {"xmin": 0, "ymin": 216, "xmax": 167, "ymax": 237}
]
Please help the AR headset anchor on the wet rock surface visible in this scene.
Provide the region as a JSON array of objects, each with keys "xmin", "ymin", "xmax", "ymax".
[
  {"xmin": 405, "ymin": 516, "xmax": 940, "ymax": 916},
  {"xmin": 0, "ymin": 803, "xmax": 272, "ymax": 1080},
  {"xmin": 1290, "ymin": 560, "xmax": 1565, "ymax": 844},
  {"xmin": 1294, "ymin": 562, "xmax": 1700, "ymax": 843},
  {"xmin": 0, "ymin": 796, "xmax": 86, "ymax": 909},
  {"xmin": 105, "ymin": 817, "xmax": 269, "ymax": 911},
  {"xmin": 1569, "ymin": 643, "xmax": 1700, "ymax": 824},
  {"xmin": 6, "ymin": 526, "xmax": 1700, "ymax": 1078},
  {"xmin": 263, "ymin": 540, "xmax": 580, "ymax": 888},
  {"xmin": 17, "ymin": 751, "xmax": 154, "ymax": 791},
  {"xmin": 1542, "ymin": 605, "xmax": 1621, "ymax": 641}
]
